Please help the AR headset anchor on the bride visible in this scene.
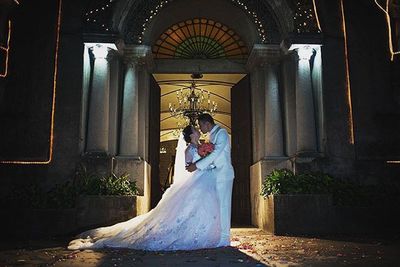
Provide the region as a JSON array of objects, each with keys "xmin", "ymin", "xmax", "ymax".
[{"xmin": 68, "ymin": 125, "xmax": 221, "ymax": 251}]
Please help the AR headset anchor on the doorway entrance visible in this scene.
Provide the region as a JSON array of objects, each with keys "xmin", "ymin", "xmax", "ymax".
[{"xmin": 148, "ymin": 73, "xmax": 252, "ymax": 225}]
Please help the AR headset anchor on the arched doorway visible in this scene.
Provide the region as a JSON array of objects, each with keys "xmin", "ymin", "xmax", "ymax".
[
  {"xmin": 141, "ymin": 3, "xmax": 259, "ymax": 224},
  {"xmin": 80, "ymin": 0, "xmax": 324, "ymax": 228},
  {"xmin": 152, "ymin": 73, "xmax": 252, "ymax": 225}
]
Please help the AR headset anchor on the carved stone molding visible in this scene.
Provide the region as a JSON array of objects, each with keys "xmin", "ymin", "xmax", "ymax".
[
  {"xmin": 246, "ymin": 44, "xmax": 282, "ymax": 71},
  {"xmin": 120, "ymin": 44, "xmax": 154, "ymax": 70}
]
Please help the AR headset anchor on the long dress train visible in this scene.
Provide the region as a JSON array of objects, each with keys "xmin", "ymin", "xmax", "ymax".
[{"xmin": 68, "ymin": 141, "xmax": 221, "ymax": 251}]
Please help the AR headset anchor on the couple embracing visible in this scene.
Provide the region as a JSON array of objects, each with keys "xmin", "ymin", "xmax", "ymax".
[{"xmin": 68, "ymin": 113, "xmax": 234, "ymax": 251}]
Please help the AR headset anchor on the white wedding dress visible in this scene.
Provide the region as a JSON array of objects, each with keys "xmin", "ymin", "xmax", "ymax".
[{"xmin": 68, "ymin": 135, "xmax": 221, "ymax": 251}]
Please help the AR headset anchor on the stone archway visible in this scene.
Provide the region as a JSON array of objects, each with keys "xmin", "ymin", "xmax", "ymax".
[
  {"xmin": 81, "ymin": 0, "xmax": 325, "ymax": 227},
  {"xmin": 141, "ymin": 2, "xmax": 260, "ymax": 223},
  {"xmin": 113, "ymin": 0, "xmax": 291, "ymax": 45}
]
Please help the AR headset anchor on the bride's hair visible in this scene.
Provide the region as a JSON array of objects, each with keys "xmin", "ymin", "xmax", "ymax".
[{"xmin": 182, "ymin": 125, "xmax": 193, "ymax": 143}]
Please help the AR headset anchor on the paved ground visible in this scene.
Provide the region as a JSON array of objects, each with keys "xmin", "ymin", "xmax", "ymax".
[{"xmin": 0, "ymin": 228, "xmax": 399, "ymax": 266}]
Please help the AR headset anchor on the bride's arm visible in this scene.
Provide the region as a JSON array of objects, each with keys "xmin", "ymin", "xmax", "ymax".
[
  {"xmin": 185, "ymin": 146, "xmax": 193, "ymax": 164},
  {"xmin": 195, "ymin": 129, "xmax": 228, "ymax": 170}
]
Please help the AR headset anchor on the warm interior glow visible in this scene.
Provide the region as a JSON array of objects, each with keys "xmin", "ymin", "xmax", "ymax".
[
  {"xmin": 0, "ymin": 20, "xmax": 11, "ymax": 78},
  {"xmin": 374, "ymin": 0, "xmax": 400, "ymax": 61},
  {"xmin": 340, "ymin": 0, "xmax": 355, "ymax": 145},
  {"xmin": 152, "ymin": 18, "xmax": 247, "ymax": 59},
  {"xmin": 0, "ymin": 0, "xmax": 62, "ymax": 164},
  {"xmin": 155, "ymin": 73, "xmax": 245, "ymax": 142}
]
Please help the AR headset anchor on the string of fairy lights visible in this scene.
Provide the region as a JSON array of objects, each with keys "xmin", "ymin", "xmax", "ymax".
[
  {"xmin": 293, "ymin": 0, "xmax": 321, "ymax": 33},
  {"xmin": 374, "ymin": 0, "xmax": 400, "ymax": 61},
  {"xmin": 3, "ymin": 0, "xmax": 399, "ymax": 165},
  {"xmin": 83, "ymin": 0, "xmax": 400, "ymax": 63},
  {"xmin": 0, "ymin": 0, "xmax": 19, "ymax": 78},
  {"xmin": 83, "ymin": 0, "xmax": 326, "ymax": 43},
  {"xmin": 0, "ymin": 21, "xmax": 11, "ymax": 78},
  {"xmin": 83, "ymin": 0, "xmax": 270, "ymax": 43},
  {"xmin": 0, "ymin": 0, "xmax": 62, "ymax": 164},
  {"xmin": 84, "ymin": 0, "xmax": 115, "ymax": 32},
  {"xmin": 137, "ymin": 0, "xmax": 268, "ymax": 44}
]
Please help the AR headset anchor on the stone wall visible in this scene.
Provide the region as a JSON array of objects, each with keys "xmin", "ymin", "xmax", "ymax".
[
  {"xmin": 0, "ymin": 0, "xmax": 86, "ymax": 192},
  {"xmin": 257, "ymin": 194, "xmax": 400, "ymax": 236},
  {"xmin": 3, "ymin": 195, "xmax": 138, "ymax": 239}
]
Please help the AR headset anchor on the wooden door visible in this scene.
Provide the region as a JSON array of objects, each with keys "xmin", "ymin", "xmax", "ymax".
[
  {"xmin": 149, "ymin": 75, "xmax": 161, "ymax": 208},
  {"xmin": 231, "ymin": 75, "xmax": 252, "ymax": 225}
]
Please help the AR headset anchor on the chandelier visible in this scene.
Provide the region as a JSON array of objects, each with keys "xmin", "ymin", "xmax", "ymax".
[{"xmin": 168, "ymin": 74, "xmax": 217, "ymax": 125}]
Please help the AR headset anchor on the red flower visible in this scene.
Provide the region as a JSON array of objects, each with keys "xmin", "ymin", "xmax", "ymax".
[{"xmin": 198, "ymin": 142, "xmax": 214, "ymax": 158}]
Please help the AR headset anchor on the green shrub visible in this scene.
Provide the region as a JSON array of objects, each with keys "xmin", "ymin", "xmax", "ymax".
[
  {"xmin": 260, "ymin": 168, "xmax": 400, "ymax": 206},
  {"xmin": 260, "ymin": 169, "xmax": 334, "ymax": 196},
  {"xmin": 99, "ymin": 173, "xmax": 139, "ymax": 196},
  {"xmin": 1, "ymin": 166, "xmax": 139, "ymax": 209},
  {"xmin": 74, "ymin": 165, "xmax": 139, "ymax": 196}
]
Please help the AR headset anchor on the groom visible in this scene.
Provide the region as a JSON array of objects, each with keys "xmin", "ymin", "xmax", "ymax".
[{"xmin": 186, "ymin": 113, "xmax": 235, "ymax": 247}]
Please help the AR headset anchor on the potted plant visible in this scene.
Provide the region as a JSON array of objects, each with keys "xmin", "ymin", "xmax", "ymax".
[
  {"xmin": 259, "ymin": 169, "xmax": 334, "ymax": 235},
  {"xmin": 74, "ymin": 166, "xmax": 139, "ymax": 229},
  {"xmin": 1, "ymin": 166, "xmax": 140, "ymax": 237}
]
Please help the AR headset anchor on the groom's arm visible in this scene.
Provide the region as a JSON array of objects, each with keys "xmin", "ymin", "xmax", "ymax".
[{"xmin": 195, "ymin": 129, "xmax": 229, "ymax": 171}]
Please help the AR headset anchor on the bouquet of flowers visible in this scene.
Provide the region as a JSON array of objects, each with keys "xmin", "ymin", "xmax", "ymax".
[{"xmin": 198, "ymin": 142, "xmax": 214, "ymax": 158}]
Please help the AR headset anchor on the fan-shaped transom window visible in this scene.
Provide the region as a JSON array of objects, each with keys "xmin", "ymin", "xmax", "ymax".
[{"xmin": 152, "ymin": 18, "xmax": 248, "ymax": 59}]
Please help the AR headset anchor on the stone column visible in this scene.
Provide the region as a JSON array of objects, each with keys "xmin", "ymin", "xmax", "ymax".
[
  {"xmin": 249, "ymin": 64, "xmax": 265, "ymax": 162},
  {"xmin": 79, "ymin": 45, "xmax": 91, "ymax": 154},
  {"xmin": 264, "ymin": 62, "xmax": 284, "ymax": 157},
  {"xmin": 86, "ymin": 44, "xmax": 114, "ymax": 153},
  {"xmin": 247, "ymin": 44, "xmax": 288, "ymax": 228},
  {"xmin": 137, "ymin": 68, "xmax": 150, "ymax": 161},
  {"xmin": 281, "ymin": 53, "xmax": 297, "ymax": 157},
  {"xmin": 108, "ymin": 52, "xmax": 120, "ymax": 156},
  {"xmin": 294, "ymin": 46, "xmax": 317, "ymax": 154},
  {"xmin": 113, "ymin": 44, "xmax": 153, "ymax": 213},
  {"xmin": 247, "ymin": 44, "xmax": 284, "ymax": 159},
  {"xmin": 311, "ymin": 46, "xmax": 325, "ymax": 153},
  {"xmin": 119, "ymin": 45, "xmax": 152, "ymax": 156},
  {"xmin": 119, "ymin": 56, "xmax": 139, "ymax": 156}
]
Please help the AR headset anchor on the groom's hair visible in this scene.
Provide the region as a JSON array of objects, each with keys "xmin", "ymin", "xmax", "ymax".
[{"xmin": 198, "ymin": 113, "xmax": 215, "ymax": 125}]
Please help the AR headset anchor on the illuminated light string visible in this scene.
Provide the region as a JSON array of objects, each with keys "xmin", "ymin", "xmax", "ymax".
[
  {"xmin": 85, "ymin": 0, "xmax": 113, "ymax": 31},
  {"xmin": 386, "ymin": 160, "xmax": 400, "ymax": 164},
  {"xmin": 293, "ymin": 1, "xmax": 321, "ymax": 33},
  {"xmin": 374, "ymin": 0, "xmax": 400, "ymax": 61},
  {"xmin": 137, "ymin": 0, "xmax": 267, "ymax": 44},
  {"xmin": 0, "ymin": 0, "xmax": 62, "ymax": 165},
  {"xmin": 0, "ymin": 20, "xmax": 11, "ymax": 78},
  {"xmin": 85, "ymin": 0, "xmax": 321, "ymax": 42},
  {"xmin": 312, "ymin": 0, "xmax": 322, "ymax": 32},
  {"xmin": 340, "ymin": 0, "xmax": 355, "ymax": 145},
  {"xmin": 1, "ymin": 0, "xmax": 21, "ymax": 77}
]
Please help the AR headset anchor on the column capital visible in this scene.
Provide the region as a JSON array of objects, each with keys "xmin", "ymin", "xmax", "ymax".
[
  {"xmin": 289, "ymin": 44, "xmax": 320, "ymax": 61},
  {"xmin": 86, "ymin": 43, "xmax": 117, "ymax": 60},
  {"xmin": 246, "ymin": 44, "xmax": 282, "ymax": 71},
  {"xmin": 119, "ymin": 43, "xmax": 154, "ymax": 70}
]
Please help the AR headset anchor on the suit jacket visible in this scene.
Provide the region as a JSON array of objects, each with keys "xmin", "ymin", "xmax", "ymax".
[{"xmin": 196, "ymin": 125, "xmax": 235, "ymax": 181}]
